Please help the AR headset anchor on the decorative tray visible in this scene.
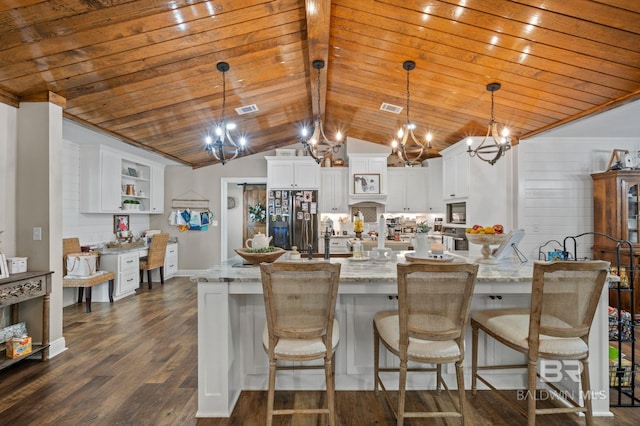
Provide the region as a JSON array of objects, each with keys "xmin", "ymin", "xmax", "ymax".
[{"xmin": 404, "ymin": 252, "xmax": 455, "ymax": 262}]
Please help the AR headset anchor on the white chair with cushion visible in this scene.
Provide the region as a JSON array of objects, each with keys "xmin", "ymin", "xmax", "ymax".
[
  {"xmin": 471, "ymin": 260, "xmax": 609, "ymax": 426},
  {"xmin": 373, "ymin": 262, "xmax": 479, "ymax": 425},
  {"xmin": 259, "ymin": 261, "xmax": 342, "ymax": 426}
]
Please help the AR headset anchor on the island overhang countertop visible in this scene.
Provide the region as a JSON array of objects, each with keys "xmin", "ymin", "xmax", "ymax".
[{"xmin": 190, "ymin": 251, "xmax": 534, "ymax": 288}]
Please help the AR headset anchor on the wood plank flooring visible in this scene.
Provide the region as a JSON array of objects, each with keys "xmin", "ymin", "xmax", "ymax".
[{"xmin": 0, "ymin": 277, "xmax": 639, "ymax": 425}]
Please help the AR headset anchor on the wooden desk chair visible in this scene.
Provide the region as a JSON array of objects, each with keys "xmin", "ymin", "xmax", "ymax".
[
  {"xmin": 62, "ymin": 238, "xmax": 114, "ymax": 313},
  {"xmin": 139, "ymin": 233, "xmax": 169, "ymax": 290},
  {"xmin": 259, "ymin": 261, "xmax": 342, "ymax": 426},
  {"xmin": 471, "ymin": 260, "xmax": 609, "ymax": 426},
  {"xmin": 373, "ymin": 262, "xmax": 479, "ymax": 426}
]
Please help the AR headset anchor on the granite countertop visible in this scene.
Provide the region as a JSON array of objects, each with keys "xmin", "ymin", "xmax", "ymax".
[
  {"xmin": 191, "ymin": 251, "xmax": 534, "ymax": 284},
  {"xmin": 97, "ymin": 237, "xmax": 178, "ymax": 255}
]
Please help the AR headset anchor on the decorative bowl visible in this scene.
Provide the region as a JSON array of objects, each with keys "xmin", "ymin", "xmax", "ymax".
[
  {"xmin": 234, "ymin": 247, "xmax": 285, "ymax": 264},
  {"xmin": 466, "ymin": 233, "xmax": 506, "ymax": 262}
]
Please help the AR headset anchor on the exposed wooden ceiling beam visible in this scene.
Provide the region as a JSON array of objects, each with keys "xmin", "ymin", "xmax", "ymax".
[{"xmin": 305, "ymin": 0, "xmax": 332, "ymax": 119}]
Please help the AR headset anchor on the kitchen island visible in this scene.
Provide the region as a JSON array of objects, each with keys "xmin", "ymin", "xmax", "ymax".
[{"xmin": 191, "ymin": 253, "xmax": 611, "ymax": 418}]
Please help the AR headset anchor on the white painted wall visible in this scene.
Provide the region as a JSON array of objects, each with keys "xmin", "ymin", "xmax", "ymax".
[{"xmin": 516, "ymin": 137, "xmax": 640, "ymax": 261}]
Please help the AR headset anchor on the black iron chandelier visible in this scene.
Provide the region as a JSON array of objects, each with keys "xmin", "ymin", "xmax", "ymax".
[
  {"xmin": 204, "ymin": 61, "xmax": 246, "ymax": 165},
  {"xmin": 466, "ymin": 82, "xmax": 512, "ymax": 166}
]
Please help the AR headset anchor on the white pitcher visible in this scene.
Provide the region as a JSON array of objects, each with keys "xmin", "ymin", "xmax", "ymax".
[
  {"xmin": 412, "ymin": 233, "xmax": 430, "ymax": 258},
  {"xmin": 245, "ymin": 232, "xmax": 272, "ymax": 250}
]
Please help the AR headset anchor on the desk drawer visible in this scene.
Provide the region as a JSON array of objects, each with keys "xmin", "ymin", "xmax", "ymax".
[
  {"xmin": 118, "ymin": 270, "xmax": 139, "ymax": 295},
  {"xmin": 119, "ymin": 251, "xmax": 139, "ymax": 273}
]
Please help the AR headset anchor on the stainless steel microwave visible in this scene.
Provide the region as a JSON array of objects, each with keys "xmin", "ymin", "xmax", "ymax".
[{"xmin": 446, "ymin": 202, "xmax": 466, "ymax": 224}]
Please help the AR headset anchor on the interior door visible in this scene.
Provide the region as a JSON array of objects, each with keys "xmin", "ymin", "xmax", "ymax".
[{"xmin": 243, "ymin": 184, "xmax": 267, "ymax": 243}]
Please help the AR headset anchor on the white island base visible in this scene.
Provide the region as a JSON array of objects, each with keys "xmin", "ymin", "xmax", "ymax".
[{"xmin": 192, "ymin": 254, "xmax": 611, "ymax": 418}]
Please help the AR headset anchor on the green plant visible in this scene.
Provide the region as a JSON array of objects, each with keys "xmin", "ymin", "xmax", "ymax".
[{"xmin": 416, "ymin": 221, "xmax": 431, "ymax": 233}]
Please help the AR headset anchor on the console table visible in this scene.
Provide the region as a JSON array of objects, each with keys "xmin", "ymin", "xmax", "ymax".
[{"xmin": 0, "ymin": 271, "xmax": 52, "ymax": 369}]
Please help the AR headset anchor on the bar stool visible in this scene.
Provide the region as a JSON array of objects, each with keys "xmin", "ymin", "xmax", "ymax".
[
  {"xmin": 373, "ymin": 262, "xmax": 479, "ymax": 425},
  {"xmin": 471, "ymin": 260, "xmax": 609, "ymax": 426},
  {"xmin": 259, "ymin": 261, "xmax": 342, "ymax": 426}
]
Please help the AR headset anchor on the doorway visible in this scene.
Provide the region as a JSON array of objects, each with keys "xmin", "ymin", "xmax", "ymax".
[
  {"xmin": 242, "ymin": 184, "xmax": 267, "ymax": 243},
  {"xmin": 220, "ymin": 177, "xmax": 267, "ymax": 261}
]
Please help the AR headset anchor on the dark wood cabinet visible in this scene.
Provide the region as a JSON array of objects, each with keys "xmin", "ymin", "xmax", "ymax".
[{"xmin": 592, "ymin": 170, "xmax": 640, "ymax": 319}]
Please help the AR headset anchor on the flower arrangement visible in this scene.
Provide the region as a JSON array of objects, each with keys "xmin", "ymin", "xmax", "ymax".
[
  {"xmin": 416, "ymin": 221, "xmax": 431, "ymax": 233},
  {"xmin": 248, "ymin": 203, "xmax": 266, "ymax": 223}
]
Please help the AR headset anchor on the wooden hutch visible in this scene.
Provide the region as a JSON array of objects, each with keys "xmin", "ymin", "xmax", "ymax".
[{"xmin": 592, "ymin": 170, "xmax": 640, "ymax": 320}]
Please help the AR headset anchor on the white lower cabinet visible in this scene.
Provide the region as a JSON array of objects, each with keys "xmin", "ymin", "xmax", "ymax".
[
  {"xmin": 100, "ymin": 250, "xmax": 140, "ymax": 300},
  {"xmin": 149, "ymin": 242, "xmax": 179, "ymax": 281}
]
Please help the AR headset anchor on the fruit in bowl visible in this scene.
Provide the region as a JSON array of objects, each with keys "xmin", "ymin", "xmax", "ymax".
[
  {"xmin": 234, "ymin": 247, "xmax": 285, "ymax": 264},
  {"xmin": 465, "ymin": 224, "xmax": 505, "ymax": 235},
  {"xmin": 466, "ymin": 230, "xmax": 507, "ymax": 262}
]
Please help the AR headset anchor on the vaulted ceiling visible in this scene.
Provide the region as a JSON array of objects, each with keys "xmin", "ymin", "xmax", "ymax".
[{"xmin": 1, "ymin": 0, "xmax": 639, "ymax": 168}]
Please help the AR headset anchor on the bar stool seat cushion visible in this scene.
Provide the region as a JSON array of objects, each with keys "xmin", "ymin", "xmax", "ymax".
[
  {"xmin": 262, "ymin": 319, "xmax": 339, "ymax": 357},
  {"xmin": 374, "ymin": 310, "xmax": 461, "ymax": 360},
  {"xmin": 472, "ymin": 308, "xmax": 589, "ymax": 356}
]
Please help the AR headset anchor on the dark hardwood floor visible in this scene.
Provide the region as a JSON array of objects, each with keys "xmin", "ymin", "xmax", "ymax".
[{"xmin": 0, "ymin": 277, "xmax": 639, "ymax": 425}]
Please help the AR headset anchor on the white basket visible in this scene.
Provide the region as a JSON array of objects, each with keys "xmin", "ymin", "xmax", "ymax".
[
  {"xmin": 66, "ymin": 253, "xmax": 96, "ymax": 277},
  {"xmin": 6, "ymin": 257, "xmax": 27, "ymax": 274}
]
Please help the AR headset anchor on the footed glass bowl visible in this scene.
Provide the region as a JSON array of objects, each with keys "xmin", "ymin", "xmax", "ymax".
[{"xmin": 466, "ymin": 233, "xmax": 506, "ymax": 262}]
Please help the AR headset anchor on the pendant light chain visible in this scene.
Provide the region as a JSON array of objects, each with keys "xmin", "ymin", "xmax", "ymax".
[
  {"xmin": 316, "ymin": 62, "xmax": 322, "ymax": 122},
  {"xmin": 406, "ymin": 67, "xmax": 411, "ymax": 126}
]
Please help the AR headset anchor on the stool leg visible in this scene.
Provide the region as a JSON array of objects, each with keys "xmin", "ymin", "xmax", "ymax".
[
  {"xmin": 77, "ymin": 287, "xmax": 84, "ymax": 304},
  {"xmin": 147, "ymin": 270, "xmax": 152, "ymax": 289},
  {"xmin": 85, "ymin": 287, "xmax": 92, "ymax": 313},
  {"xmin": 160, "ymin": 266, "xmax": 164, "ymax": 285},
  {"xmin": 108, "ymin": 279, "xmax": 114, "ymax": 303}
]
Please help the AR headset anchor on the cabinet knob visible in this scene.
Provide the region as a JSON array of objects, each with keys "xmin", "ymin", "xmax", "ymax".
[{"xmin": 450, "ymin": 194, "xmax": 455, "ymax": 197}]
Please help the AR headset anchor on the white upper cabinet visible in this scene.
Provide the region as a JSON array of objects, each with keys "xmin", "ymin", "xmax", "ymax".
[
  {"xmin": 80, "ymin": 145, "xmax": 165, "ymax": 214},
  {"xmin": 386, "ymin": 168, "xmax": 429, "ymax": 213},
  {"xmin": 320, "ymin": 168, "xmax": 349, "ymax": 213},
  {"xmin": 426, "ymin": 157, "xmax": 443, "ymax": 213},
  {"xmin": 441, "ymin": 144, "xmax": 469, "ymax": 200},
  {"xmin": 266, "ymin": 156, "xmax": 320, "ymax": 189}
]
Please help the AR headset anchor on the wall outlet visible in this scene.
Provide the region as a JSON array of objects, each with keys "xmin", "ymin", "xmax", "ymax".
[
  {"xmin": 532, "ymin": 224, "xmax": 540, "ymax": 233},
  {"xmin": 33, "ymin": 227, "xmax": 42, "ymax": 240},
  {"xmin": 212, "ymin": 220, "xmax": 218, "ymax": 227}
]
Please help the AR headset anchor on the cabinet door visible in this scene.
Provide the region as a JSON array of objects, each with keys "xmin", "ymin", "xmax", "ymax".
[
  {"xmin": 320, "ymin": 169, "xmax": 348, "ymax": 213},
  {"xmin": 404, "ymin": 168, "xmax": 428, "ymax": 212},
  {"xmin": 385, "ymin": 169, "xmax": 405, "ymax": 212},
  {"xmin": 345, "ymin": 295, "xmax": 397, "ymax": 374},
  {"xmin": 426, "ymin": 158, "xmax": 443, "ymax": 213},
  {"xmin": 267, "ymin": 161, "xmax": 294, "ymax": 188},
  {"xmin": 100, "ymin": 150, "xmax": 123, "ymax": 212},
  {"xmin": 442, "ymin": 149, "xmax": 469, "ymax": 200},
  {"xmin": 294, "ymin": 161, "xmax": 320, "ymax": 188},
  {"xmin": 150, "ymin": 164, "xmax": 164, "ymax": 214}
]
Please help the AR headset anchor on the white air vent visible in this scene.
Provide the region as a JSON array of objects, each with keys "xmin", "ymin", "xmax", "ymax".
[
  {"xmin": 235, "ymin": 104, "xmax": 258, "ymax": 115},
  {"xmin": 380, "ymin": 103, "xmax": 403, "ymax": 114}
]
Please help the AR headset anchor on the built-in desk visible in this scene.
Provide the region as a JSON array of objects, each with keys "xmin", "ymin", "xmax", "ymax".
[{"xmin": 190, "ymin": 254, "xmax": 611, "ymax": 418}]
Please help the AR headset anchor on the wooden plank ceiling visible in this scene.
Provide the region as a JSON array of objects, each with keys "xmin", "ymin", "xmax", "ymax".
[{"xmin": 1, "ymin": 0, "xmax": 639, "ymax": 168}]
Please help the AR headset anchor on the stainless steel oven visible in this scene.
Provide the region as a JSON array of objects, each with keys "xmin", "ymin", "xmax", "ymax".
[
  {"xmin": 446, "ymin": 202, "xmax": 466, "ymax": 224},
  {"xmin": 442, "ymin": 226, "xmax": 468, "ymax": 251}
]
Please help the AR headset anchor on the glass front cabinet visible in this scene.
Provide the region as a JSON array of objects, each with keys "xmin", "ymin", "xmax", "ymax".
[{"xmin": 592, "ymin": 170, "xmax": 640, "ymax": 319}]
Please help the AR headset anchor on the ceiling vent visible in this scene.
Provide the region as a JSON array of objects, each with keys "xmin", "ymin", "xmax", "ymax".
[
  {"xmin": 380, "ymin": 102, "xmax": 403, "ymax": 114},
  {"xmin": 235, "ymin": 104, "xmax": 258, "ymax": 115}
]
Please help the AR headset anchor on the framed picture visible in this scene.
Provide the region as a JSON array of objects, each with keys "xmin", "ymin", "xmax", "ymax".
[
  {"xmin": 114, "ymin": 215, "xmax": 130, "ymax": 233},
  {"xmin": 127, "ymin": 167, "xmax": 138, "ymax": 177},
  {"xmin": 354, "ymin": 173, "xmax": 380, "ymax": 194},
  {"xmin": 0, "ymin": 253, "xmax": 8, "ymax": 279}
]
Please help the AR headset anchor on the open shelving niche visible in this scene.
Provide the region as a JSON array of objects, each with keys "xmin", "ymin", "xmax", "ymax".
[
  {"xmin": 561, "ymin": 232, "xmax": 639, "ymax": 407},
  {"xmin": 121, "ymin": 159, "xmax": 150, "ymax": 212}
]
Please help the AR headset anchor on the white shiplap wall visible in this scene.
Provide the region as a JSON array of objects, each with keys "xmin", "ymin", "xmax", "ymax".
[
  {"xmin": 517, "ymin": 137, "xmax": 640, "ymax": 261},
  {"xmin": 62, "ymin": 141, "xmax": 151, "ymax": 245}
]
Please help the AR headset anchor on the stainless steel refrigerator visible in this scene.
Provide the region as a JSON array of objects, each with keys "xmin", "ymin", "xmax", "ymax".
[{"xmin": 267, "ymin": 189, "xmax": 318, "ymax": 252}]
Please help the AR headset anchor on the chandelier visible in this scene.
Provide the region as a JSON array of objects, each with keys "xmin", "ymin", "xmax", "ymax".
[
  {"xmin": 204, "ymin": 61, "xmax": 246, "ymax": 165},
  {"xmin": 393, "ymin": 60, "xmax": 433, "ymax": 165},
  {"xmin": 301, "ymin": 59, "xmax": 343, "ymax": 164},
  {"xmin": 466, "ymin": 82, "xmax": 512, "ymax": 166}
]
